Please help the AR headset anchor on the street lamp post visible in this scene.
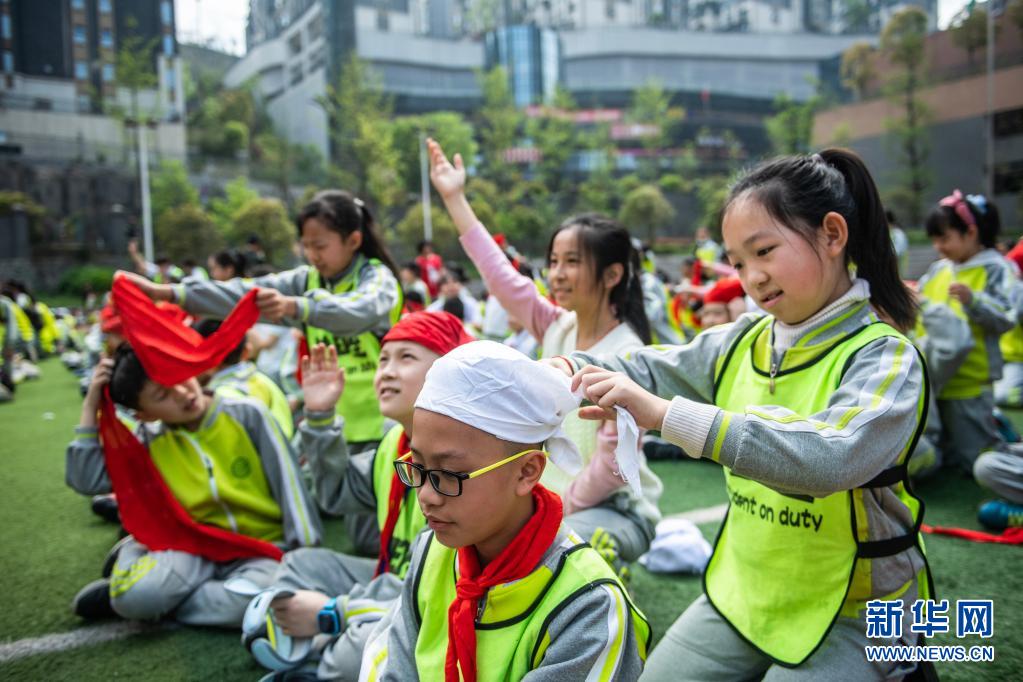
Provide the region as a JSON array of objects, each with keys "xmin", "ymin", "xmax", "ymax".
[{"xmin": 125, "ymin": 117, "xmax": 157, "ymax": 262}]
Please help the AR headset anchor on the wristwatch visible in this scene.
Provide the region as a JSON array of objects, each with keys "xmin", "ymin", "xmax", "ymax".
[{"xmin": 317, "ymin": 597, "xmax": 341, "ymax": 635}]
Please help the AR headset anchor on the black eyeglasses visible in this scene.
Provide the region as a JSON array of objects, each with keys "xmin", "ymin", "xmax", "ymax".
[{"xmin": 393, "ymin": 449, "xmax": 545, "ymax": 498}]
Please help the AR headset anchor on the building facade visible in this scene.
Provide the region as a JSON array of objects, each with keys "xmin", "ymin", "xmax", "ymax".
[
  {"xmin": 231, "ymin": 0, "xmax": 899, "ymax": 163},
  {"xmin": 0, "ymin": 0, "xmax": 185, "ymax": 164}
]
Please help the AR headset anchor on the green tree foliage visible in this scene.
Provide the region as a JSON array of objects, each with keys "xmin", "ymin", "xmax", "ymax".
[
  {"xmin": 764, "ymin": 93, "xmax": 821, "ymax": 155},
  {"xmin": 228, "ymin": 198, "xmax": 295, "ymax": 265},
  {"xmin": 319, "ymin": 55, "xmax": 403, "ymax": 217},
  {"xmin": 629, "ymin": 79, "xmax": 685, "ymax": 181},
  {"xmin": 252, "ymin": 133, "xmax": 326, "ymax": 209},
  {"xmin": 114, "ymin": 28, "xmax": 157, "ymax": 119},
  {"xmin": 840, "ymin": 42, "xmax": 877, "ymax": 100},
  {"xmin": 394, "ymin": 204, "xmax": 459, "ymax": 261},
  {"xmin": 155, "ymin": 204, "xmax": 223, "ymax": 263},
  {"xmin": 842, "ymin": 0, "xmax": 874, "ymax": 33},
  {"xmin": 476, "ymin": 67, "xmax": 523, "ymax": 189},
  {"xmin": 619, "ymin": 184, "xmax": 676, "ymax": 242},
  {"xmin": 209, "ymin": 177, "xmax": 259, "ymax": 234},
  {"xmin": 392, "ymin": 112, "xmax": 478, "ymax": 197},
  {"xmin": 950, "ymin": 7, "xmax": 999, "ymax": 64},
  {"xmin": 881, "ymin": 6, "xmax": 931, "ymax": 226},
  {"xmin": 526, "ymin": 88, "xmax": 581, "ymax": 198},
  {"xmin": 695, "ymin": 175, "xmax": 732, "ymax": 234},
  {"xmin": 150, "ymin": 160, "xmax": 200, "ymax": 226}
]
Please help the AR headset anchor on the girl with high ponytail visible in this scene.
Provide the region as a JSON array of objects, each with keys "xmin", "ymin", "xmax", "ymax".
[
  {"xmin": 561, "ymin": 148, "xmax": 933, "ymax": 679},
  {"xmin": 427, "ymin": 138, "xmax": 660, "ymax": 580}
]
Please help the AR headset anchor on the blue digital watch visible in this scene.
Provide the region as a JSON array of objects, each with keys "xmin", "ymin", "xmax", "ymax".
[{"xmin": 317, "ymin": 597, "xmax": 341, "ymax": 635}]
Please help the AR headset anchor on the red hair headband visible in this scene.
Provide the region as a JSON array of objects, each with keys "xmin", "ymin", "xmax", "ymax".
[{"xmin": 939, "ymin": 189, "xmax": 977, "ymax": 231}]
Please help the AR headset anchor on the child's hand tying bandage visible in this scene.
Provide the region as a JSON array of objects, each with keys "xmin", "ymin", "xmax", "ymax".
[
  {"xmin": 301, "ymin": 343, "xmax": 345, "ymax": 412},
  {"xmin": 571, "ymin": 365, "xmax": 671, "ymax": 432}
]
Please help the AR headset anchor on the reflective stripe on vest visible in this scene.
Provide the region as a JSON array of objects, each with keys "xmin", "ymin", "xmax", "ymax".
[
  {"xmin": 372, "ymin": 424, "xmax": 426, "ymax": 579},
  {"xmin": 920, "ymin": 263, "xmax": 989, "ymax": 398},
  {"xmin": 412, "ymin": 532, "xmax": 651, "ymax": 681},
  {"xmin": 705, "ymin": 314, "xmax": 931, "ymax": 666},
  {"xmin": 304, "ymin": 258, "xmax": 402, "ymax": 443},
  {"xmin": 149, "ymin": 400, "xmax": 284, "ymax": 542}
]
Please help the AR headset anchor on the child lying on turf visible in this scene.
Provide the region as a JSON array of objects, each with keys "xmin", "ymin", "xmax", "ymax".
[
  {"xmin": 66, "ymin": 344, "xmax": 321, "ymax": 626},
  {"xmin": 359, "ymin": 341, "xmax": 649, "ymax": 682}
]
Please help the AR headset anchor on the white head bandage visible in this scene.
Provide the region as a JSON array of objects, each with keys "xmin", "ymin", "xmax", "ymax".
[{"xmin": 415, "ymin": 341, "xmax": 583, "ymax": 475}]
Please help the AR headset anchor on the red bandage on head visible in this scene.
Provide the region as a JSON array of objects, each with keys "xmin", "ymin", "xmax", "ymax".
[
  {"xmin": 381, "ymin": 311, "xmax": 475, "ymax": 357},
  {"xmin": 704, "ymin": 277, "xmax": 745, "ymax": 305}
]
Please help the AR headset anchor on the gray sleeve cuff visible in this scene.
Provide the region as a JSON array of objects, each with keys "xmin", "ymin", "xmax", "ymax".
[{"xmin": 660, "ymin": 396, "xmax": 720, "ymax": 459}]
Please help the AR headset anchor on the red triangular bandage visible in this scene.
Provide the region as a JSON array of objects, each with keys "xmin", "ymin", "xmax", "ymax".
[
  {"xmin": 98, "ymin": 274, "xmax": 283, "ymax": 561},
  {"xmin": 922, "ymin": 523, "xmax": 1023, "ymax": 545},
  {"xmin": 110, "ymin": 274, "xmax": 259, "ymax": 386}
]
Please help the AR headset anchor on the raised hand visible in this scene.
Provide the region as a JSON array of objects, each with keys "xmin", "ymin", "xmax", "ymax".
[
  {"xmin": 301, "ymin": 343, "xmax": 345, "ymax": 413},
  {"xmin": 427, "ymin": 137, "xmax": 466, "ymax": 200}
]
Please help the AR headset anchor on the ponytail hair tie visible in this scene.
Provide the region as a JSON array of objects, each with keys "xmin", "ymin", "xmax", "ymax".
[
  {"xmin": 939, "ymin": 189, "xmax": 977, "ymax": 231},
  {"xmin": 966, "ymin": 193, "xmax": 989, "ymax": 215}
]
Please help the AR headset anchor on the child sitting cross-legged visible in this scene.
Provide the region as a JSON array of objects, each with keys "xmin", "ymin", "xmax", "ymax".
[
  {"xmin": 66, "ymin": 280, "xmax": 321, "ymax": 627},
  {"xmin": 359, "ymin": 341, "xmax": 649, "ymax": 682}
]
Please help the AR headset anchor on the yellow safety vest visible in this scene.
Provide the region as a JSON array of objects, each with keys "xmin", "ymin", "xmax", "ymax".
[
  {"xmin": 304, "ymin": 258, "xmax": 402, "ymax": 443},
  {"xmin": 413, "ymin": 531, "xmax": 650, "ymax": 680},
  {"xmin": 706, "ymin": 314, "xmax": 932, "ymax": 666}
]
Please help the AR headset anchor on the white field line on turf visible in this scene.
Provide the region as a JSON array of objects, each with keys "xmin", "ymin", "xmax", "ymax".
[
  {"xmin": 0, "ymin": 503, "xmax": 729, "ymax": 664},
  {"xmin": 0, "ymin": 621, "xmax": 173, "ymax": 663}
]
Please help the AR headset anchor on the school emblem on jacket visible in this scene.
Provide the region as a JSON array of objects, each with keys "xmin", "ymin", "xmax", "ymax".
[{"xmin": 231, "ymin": 456, "xmax": 253, "ymax": 479}]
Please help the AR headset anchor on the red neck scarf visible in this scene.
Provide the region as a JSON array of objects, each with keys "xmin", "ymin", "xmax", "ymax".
[
  {"xmin": 445, "ymin": 485, "xmax": 563, "ymax": 682},
  {"xmin": 376, "ymin": 430, "xmax": 411, "ymax": 576},
  {"xmin": 98, "ymin": 275, "xmax": 282, "ymax": 562}
]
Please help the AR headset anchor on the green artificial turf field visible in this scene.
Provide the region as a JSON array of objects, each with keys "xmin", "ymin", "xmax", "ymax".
[{"xmin": 0, "ymin": 358, "xmax": 1019, "ymax": 680}]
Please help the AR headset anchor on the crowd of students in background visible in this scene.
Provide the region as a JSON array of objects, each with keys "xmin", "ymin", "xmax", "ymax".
[{"xmin": 3, "ymin": 144, "xmax": 1022, "ymax": 680}]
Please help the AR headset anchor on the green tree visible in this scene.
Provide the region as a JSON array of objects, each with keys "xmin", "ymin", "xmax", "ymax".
[
  {"xmin": 527, "ymin": 88, "xmax": 581, "ymax": 199},
  {"xmin": 209, "ymin": 176, "xmax": 259, "ymax": 234},
  {"xmin": 227, "ymin": 198, "xmax": 295, "ymax": 265},
  {"xmin": 842, "ymin": 0, "xmax": 874, "ymax": 33},
  {"xmin": 629, "ymin": 79, "xmax": 685, "ymax": 181},
  {"xmin": 695, "ymin": 175, "xmax": 731, "ymax": 235},
  {"xmin": 477, "ymin": 67, "xmax": 523, "ymax": 189},
  {"xmin": 392, "ymin": 112, "xmax": 477, "ymax": 196},
  {"xmin": 318, "ymin": 55, "xmax": 402, "ymax": 217},
  {"xmin": 619, "ymin": 184, "xmax": 676, "ymax": 242},
  {"xmin": 840, "ymin": 42, "xmax": 877, "ymax": 101},
  {"xmin": 150, "ymin": 160, "xmax": 199, "ymax": 226},
  {"xmin": 764, "ymin": 93, "xmax": 821, "ymax": 155},
  {"xmin": 394, "ymin": 204, "xmax": 459, "ymax": 261},
  {"xmin": 950, "ymin": 7, "xmax": 999, "ymax": 65},
  {"xmin": 881, "ymin": 6, "xmax": 932, "ymax": 226},
  {"xmin": 114, "ymin": 28, "xmax": 157, "ymax": 119},
  {"xmin": 252, "ymin": 133, "xmax": 326, "ymax": 209},
  {"xmin": 155, "ymin": 205, "xmax": 223, "ymax": 263}
]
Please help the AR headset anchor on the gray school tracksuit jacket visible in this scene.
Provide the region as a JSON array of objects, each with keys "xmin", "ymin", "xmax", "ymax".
[
  {"xmin": 66, "ymin": 394, "xmax": 323, "ymax": 550},
  {"xmin": 302, "ymin": 408, "xmax": 383, "ymax": 554},
  {"xmin": 170, "ymin": 261, "xmax": 400, "ymax": 337},
  {"xmin": 569, "ymin": 296, "xmax": 929, "ymax": 607},
  {"xmin": 359, "ymin": 528, "xmax": 645, "ymax": 682},
  {"xmin": 917, "ymin": 248, "xmax": 1016, "ymax": 387}
]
